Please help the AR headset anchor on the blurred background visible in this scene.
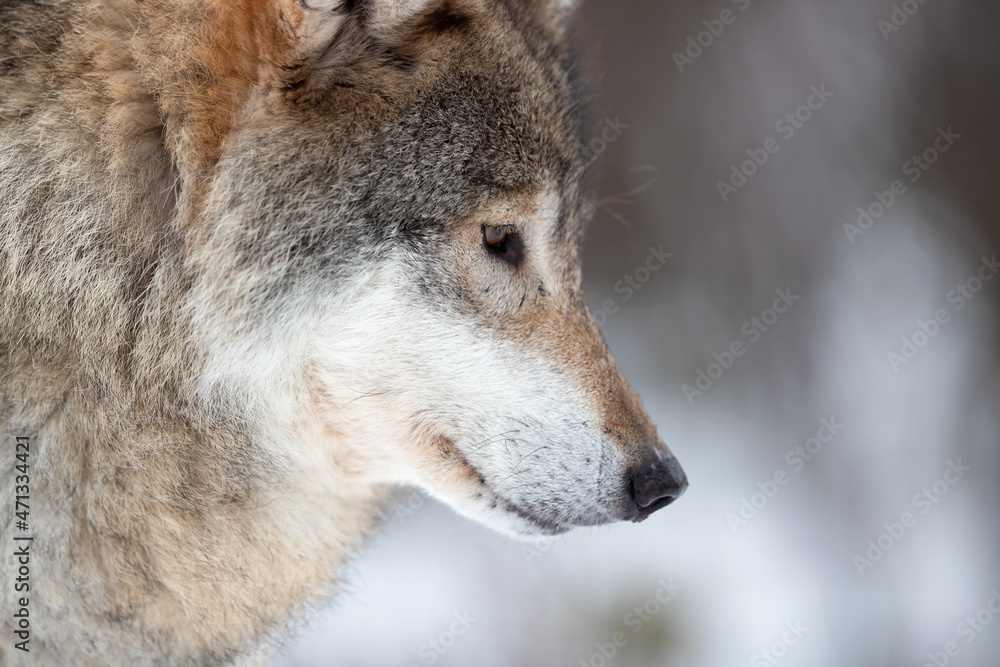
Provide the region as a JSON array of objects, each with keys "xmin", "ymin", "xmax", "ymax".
[{"xmin": 273, "ymin": 0, "xmax": 1000, "ymax": 665}]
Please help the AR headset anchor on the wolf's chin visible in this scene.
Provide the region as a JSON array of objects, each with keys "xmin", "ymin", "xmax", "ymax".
[
  {"xmin": 434, "ymin": 484, "xmax": 573, "ymax": 538},
  {"xmin": 499, "ymin": 500, "xmax": 572, "ymax": 537},
  {"xmin": 485, "ymin": 511, "xmax": 571, "ymax": 539}
]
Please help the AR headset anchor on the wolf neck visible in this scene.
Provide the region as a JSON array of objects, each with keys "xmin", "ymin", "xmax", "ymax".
[
  {"xmin": 1, "ymin": 297, "xmax": 384, "ymax": 661},
  {"xmin": 4, "ymin": 344, "xmax": 387, "ymax": 661}
]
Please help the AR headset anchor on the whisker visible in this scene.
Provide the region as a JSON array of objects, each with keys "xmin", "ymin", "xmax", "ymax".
[
  {"xmin": 464, "ymin": 430, "xmax": 525, "ymax": 457},
  {"xmin": 494, "ymin": 445, "xmax": 550, "ymax": 495}
]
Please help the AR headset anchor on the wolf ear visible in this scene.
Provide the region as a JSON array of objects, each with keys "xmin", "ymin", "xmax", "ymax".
[
  {"xmin": 549, "ymin": 0, "xmax": 580, "ymax": 13},
  {"xmin": 268, "ymin": 0, "xmax": 438, "ymax": 62},
  {"xmin": 268, "ymin": 0, "xmax": 347, "ymax": 54},
  {"xmin": 514, "ymin": 0, "xmax": 579, "ymax": 37}
]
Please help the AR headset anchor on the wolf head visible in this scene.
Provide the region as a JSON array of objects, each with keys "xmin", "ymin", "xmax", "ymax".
[{"xmin": 164, "ymin": 0, "xmax": 687, "ymax": 537}]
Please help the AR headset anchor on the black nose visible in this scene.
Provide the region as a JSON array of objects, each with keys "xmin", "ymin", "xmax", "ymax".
[{"xmin": 627, "ymin": 446, "xmax": 688, "ymax": 520}]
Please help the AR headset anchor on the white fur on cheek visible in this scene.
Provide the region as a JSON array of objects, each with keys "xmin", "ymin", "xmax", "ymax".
[
  {"xmin": 307, "ymin": 261, "xmax": 625, "ymax": 537},
  {"xmin": 189, "ymin": 242, "xmax": 626, "ymax": 539}
]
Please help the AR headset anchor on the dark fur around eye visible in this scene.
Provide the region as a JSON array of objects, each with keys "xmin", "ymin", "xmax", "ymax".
[{"xmin": 482, "ymin": 225, "xmax": 524, "ymax": 266}]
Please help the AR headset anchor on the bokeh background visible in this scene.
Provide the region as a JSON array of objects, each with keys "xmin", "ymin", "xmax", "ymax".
[{"xmin": 273, "ymin": 0, "xmax": 1000, "ymax": 665}]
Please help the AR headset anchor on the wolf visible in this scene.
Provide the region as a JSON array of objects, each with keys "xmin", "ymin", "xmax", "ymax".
[{"xmin": 0, "ymin": 0, "xmax": 688, "ymax": 664}]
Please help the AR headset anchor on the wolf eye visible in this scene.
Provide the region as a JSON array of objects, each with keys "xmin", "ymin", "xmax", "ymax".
[{"xmin": 483, "ymin": 224, "xmax": 523, "ymax": 266}]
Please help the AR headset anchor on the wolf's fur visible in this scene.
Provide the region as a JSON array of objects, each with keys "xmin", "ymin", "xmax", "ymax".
[{"xmin": 0, "ymin": 0, "xmax": 684, "ymax": 664}]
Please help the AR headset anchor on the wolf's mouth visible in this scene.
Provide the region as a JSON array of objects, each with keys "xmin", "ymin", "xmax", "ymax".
[
  {"xmin": 628, "ymin": 494, "xmax": 676, "ymax": 522},
  {"xmin": 430, "ymin": 433, "xmax": 564, "ymax": 533},
  {"xmin": 433, "ymin": 433, "xmax": 596, "ymax": 534}
]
